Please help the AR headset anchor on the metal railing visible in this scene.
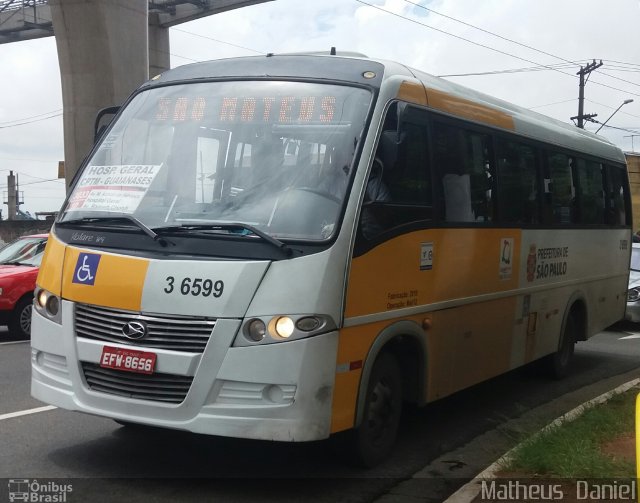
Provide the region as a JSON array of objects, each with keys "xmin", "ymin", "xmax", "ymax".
[{"xmin": 0, "ymin": 0, "xmax": 47, "ymax": 14}]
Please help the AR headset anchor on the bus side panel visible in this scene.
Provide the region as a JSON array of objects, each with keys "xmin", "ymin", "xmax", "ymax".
[
  {"xmin": 332, "ymin": 228, "xmax": 522, "ymax": 431},
  {"xmin": 344, "ymin": 229, "xmax": 522, "ymax": 319}
]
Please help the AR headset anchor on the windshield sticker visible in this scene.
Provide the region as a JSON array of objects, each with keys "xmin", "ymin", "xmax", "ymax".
[
  {"xmin": 67, "ymin": 164, "xmax": 162, "ymax": 213},
  {"xmin": 72, "ymin": 252, "xmax": 101, "ymax": 285}
]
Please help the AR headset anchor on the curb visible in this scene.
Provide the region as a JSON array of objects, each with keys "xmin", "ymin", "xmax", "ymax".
[{"xmin": 443, "ymin": 378, "xmax": 640, "ymax": 503}]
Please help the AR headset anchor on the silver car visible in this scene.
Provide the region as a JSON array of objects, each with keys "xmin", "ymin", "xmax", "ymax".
[{"xmin": 626, "ymin": 243, "xmax": 640, "ymax": 322}]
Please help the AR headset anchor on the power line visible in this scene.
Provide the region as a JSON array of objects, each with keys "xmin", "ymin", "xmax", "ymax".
[
  {"xmin": 585, "ymin": 98, "xmax": 640, "ymax": 121},
  {"xmin": 0, "ymin": 112, "xmax": 62, "ymax": 130},
  {"xmin": 437, "ymin": 63, "xmax": 576, "ymax": 78},
  {"xmin": 376, "ymin": 0, "xmax": 640, "ymax": 102},
  {"xmin": 402, "ymin": 0, "xmax": 640, "ymax": 91},
  {"xmin": 527, "ymin": 98, "xmax": 577, "ymax": 110},
  {"xmin": 0, "ymin": 109, "xmax": 63, "ymax": 127},
  {"xmin": 0, "ymin": 157, "xmax": 59, "ymax": 164},
  {"xmin": 171, "ymin": 27, "xmax": 263, "ymax": 55}
]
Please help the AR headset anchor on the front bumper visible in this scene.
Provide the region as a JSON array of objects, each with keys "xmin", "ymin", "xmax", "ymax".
[{"xmin": 31, "ymin": 301, "xmax": 339, "ymax": 442}]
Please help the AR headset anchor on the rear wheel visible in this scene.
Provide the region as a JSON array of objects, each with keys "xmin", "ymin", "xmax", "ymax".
[
  {"xmin": 8, "ymin": 296, "xmax": 33, "ymax": 339},
  {"xmin": 544, "ymin": 312, "xmax": 576, "ymax": 379},
  {"xmin": 350, "ymin": 352, "xmax": 402, "ymax": 467}
]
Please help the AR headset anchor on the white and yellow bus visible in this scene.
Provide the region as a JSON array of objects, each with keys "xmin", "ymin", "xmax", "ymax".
[{"xmin": 31, "ymin": 52, "xmax": 631, "ymax": 466}]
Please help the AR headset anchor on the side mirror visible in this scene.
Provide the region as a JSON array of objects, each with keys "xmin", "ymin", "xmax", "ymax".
[{"xmin": 94, "ymin": 106, "xmax": 120, "ymax": 143}]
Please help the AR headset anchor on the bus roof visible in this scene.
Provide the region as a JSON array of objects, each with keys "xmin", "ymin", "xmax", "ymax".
[{"xmin": 146, "ymin": 53, "xmax": 625, "ymax": 164}]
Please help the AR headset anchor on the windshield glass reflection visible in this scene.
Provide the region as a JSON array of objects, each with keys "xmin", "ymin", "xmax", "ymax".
[{"xmin": 61, "ymin": 81, "xmax": 371, "ymax": 241}]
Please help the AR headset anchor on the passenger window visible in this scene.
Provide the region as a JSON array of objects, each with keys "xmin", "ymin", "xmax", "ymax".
[
  {"xmin": 606, "ymin": 165, "xmax": 629, "ymax": 226},
  {"xmin": 575, "ymin": 159, "xmax": 605, "ymax": 224},
  {"xmin": 545, "ymin": 152, "xmax": 575, "ymax": 224},
  {"xmin": 359, "ymin": 104, "xmax": 432, "ymax": 240},
  {"xmin": 433, "ymin": 122, "xmax": 494, "ymax": 223},
  {"xmin": 496, "ymin": 139, "xmax": 539, "ymax": 224}
]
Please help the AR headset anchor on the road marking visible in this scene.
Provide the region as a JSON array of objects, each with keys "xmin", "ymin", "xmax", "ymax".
[
  {"xmin": 0, "ymin": 405, "xmax": 57, "ymax": 421},
  {"xmin": 620, "ymin": 335, "xmax": 640, "ymax": 340},
  {"xmin": 0, "ymin": 340, "xmax": 29, "ymax": 346}
]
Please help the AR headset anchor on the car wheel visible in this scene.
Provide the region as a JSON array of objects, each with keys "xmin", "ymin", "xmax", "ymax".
[{"xmin": 9, "ymin": 296, "xmax": 33, "ymax": 339}]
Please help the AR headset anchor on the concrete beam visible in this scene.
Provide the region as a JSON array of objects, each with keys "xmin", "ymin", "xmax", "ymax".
[{"xmin": 50, "ymin": 0, "xmax": 149, "ymax": 188}]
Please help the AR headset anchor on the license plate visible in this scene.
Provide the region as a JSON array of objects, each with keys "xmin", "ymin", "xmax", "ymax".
[{"xmin": 99, "ymin": 346, "xmax": 157, "ymax": 375}]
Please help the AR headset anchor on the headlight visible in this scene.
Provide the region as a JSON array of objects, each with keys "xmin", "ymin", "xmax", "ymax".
[
  {"xmin": 273, "ymin": 316, "xmax": 295, "ymax": 339},
  {"xmin": 34, "ymin": 287, "xmax": 62, "ymax": 324},
  {"xmin": 628, "ymin": 287, "xmax": 640, "ymax": 303},
  {"xmin": 236, "ymin": 314, "xmax": 335, "ymax": 346}
]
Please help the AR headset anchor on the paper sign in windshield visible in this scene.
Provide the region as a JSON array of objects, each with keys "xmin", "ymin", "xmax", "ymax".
[{"xmin": 67, "ymin": 165, "xmax": 161, "ymax": 213}]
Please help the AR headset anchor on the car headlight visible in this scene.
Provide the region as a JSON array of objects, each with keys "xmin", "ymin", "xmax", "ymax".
[
  {"xmin": 628, "ymin": 287, "xmax": 640, "ymax": 303},
  {"xmin": 235, "ymin": 314, "xmax": 336, "ymax": 346},
  {"xmin": 34, "ymin": 287, "xmax": 62, "ymax": 324}
]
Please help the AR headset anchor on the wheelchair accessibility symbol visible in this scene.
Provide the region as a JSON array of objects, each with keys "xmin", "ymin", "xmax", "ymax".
[{"xmin": 72, "ymin": 253, "xmax": 101, "ymax": 285}]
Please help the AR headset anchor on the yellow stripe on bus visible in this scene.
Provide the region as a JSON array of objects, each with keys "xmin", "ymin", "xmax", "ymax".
[
  {"xmin": 330, "ymin": 295, "xmax": 518, "ymax": 433},
  {"xmin": 397, "ymin": 81, "xmax": 428, "ymax": 106},
  {"xmin": 426, "ymin": 88, "xmax": 515, "ymax": 130},
  {"xmin": 345, "ymin": 229, "xmax": 521, "ymax": 319},
  {"xmin": 36, "ymin": 233, "xmax": 65, "ymax": 296},
  {"xmin": 62, "ymin": 247, "xmax": 149, "ymax": 311}
]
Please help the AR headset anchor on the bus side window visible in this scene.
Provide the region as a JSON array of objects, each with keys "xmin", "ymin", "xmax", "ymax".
[
  {"xmin": 496, "ymin": 139, "xmax": 538, "ymax": 225},
  {"xmin": 575, "ymin": 158, "xmax": 605, "ymax": 225},
  {"xmin": 358, "ymin": 104, "xmax": 432, "ymax": 241},
  {"xmin": 544, "ymin": 151, "xmax": 576, "ymax": 225},
  {"xmin": 606, "ymin": 165, "xmax": 630, "ymax": 226},
  {"xmin": 433, "ymin": 121, "xmax": 494, "ymax": 223}
]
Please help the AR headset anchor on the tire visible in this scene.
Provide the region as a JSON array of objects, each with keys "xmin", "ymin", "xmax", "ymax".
[
  {"xmin": 8, "ymin": 296, "xmax": 33, "ymax": 339},
  {"xmin": 350, "ymin": 352, "xmax": 403, "ymax": 467},
  {"xmin": 544, "ymin": 312, "xmax": 576, "ymax": 379}
]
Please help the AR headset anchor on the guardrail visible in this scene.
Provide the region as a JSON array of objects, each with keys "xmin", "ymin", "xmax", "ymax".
[{"xmin": 0, "ymin": 0, "xmax": 47, "ymax": 14}]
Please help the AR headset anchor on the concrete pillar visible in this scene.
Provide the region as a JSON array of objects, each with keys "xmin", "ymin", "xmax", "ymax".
[
  {"xmin": 149, "ymin": 12, "xmax": 170, "ymax": 78},
  {"xmin": 50, "ymin": 0, "xmax": 149, "ymax": 189},
  {"xmin": 7, "ymin": 171, "xmax": 16, "ymax": 221}
]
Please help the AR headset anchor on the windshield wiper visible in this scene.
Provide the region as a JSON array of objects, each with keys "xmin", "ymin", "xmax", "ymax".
[
  {"xmin": 155, "ymin": 222, "xmax": 292, "ymax": 257},
  {"xmin": 0, "ymin": 261, "xmax": 35, "ymax": 267},
  {"xmin": 58, "ymin": 215, "xmax": 174, "ymax": 247}
]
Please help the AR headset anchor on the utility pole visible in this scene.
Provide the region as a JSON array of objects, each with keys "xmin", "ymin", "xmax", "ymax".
[{"xmin": 570, "ymin": 59, "xmax": 603, "ymax": 128}]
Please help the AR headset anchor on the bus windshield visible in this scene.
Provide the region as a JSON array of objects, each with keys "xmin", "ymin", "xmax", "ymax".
[{"xmin": 60, "ymin": 81, "xmax": 372, "ymax": 241}]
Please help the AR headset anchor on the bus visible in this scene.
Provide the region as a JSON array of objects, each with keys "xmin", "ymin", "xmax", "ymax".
[{"xmin": 31, "ymin": 52, "xmax": 631, "ymax": 466}]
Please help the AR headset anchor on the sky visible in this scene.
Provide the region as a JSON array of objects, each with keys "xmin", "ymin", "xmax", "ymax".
[{"xmin": 0, "ymin": 0, "xmax": 639, "ymax": 216}]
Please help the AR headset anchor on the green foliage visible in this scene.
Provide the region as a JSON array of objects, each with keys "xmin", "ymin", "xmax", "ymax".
[{"xmin": 504, "ymin": 388, "xmax": 637, "ymax": 478}]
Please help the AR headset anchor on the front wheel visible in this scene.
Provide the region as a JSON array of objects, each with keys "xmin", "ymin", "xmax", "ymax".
[
  {"xmin": 350, "ymin": 352, "xmax": 402, "ymax": 467},
  {"xmin": 8, "ymin": 296, "xmax": 33, "ymax": 339}
]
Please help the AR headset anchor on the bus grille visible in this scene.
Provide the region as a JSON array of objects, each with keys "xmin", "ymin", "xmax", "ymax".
[
  {"xmin": 74, "ymin": 303, "xmax": 216, "ymax": 352},
  {"xmin": 81, "ymin": 362, "xmax": 193, "ymax": 404}
]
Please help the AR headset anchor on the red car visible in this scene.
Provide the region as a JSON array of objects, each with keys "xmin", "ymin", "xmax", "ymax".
[{"xmin": 0, "ymin": 234, "xmax": 48, "ymax": 338}]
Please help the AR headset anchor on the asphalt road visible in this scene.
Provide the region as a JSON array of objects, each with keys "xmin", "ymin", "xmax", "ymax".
[{"xmin": 1, "ymin": 323, "xmax": 639, "ymax": 503}]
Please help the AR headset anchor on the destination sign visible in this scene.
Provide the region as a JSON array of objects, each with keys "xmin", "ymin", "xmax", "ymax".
[{"xmin": 155, "ymin": 95, "xmax": 338, "ymax": 124}]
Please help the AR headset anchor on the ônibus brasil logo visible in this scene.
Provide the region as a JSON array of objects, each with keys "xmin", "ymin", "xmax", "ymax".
[{"xmin": 8, "ymin": 479, "xmax": 73, "ymax": 502}]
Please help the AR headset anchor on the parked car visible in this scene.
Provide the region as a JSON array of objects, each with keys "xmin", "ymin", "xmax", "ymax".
[
  {"xmin": 0, "ymin": 234, "xmax": 48, "ymax": 338},
  {"xmin": 626, "ymin": 243, "xmax": 640, "ymax": 322}
]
